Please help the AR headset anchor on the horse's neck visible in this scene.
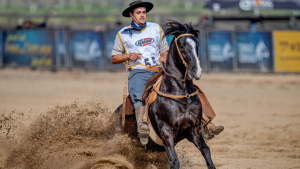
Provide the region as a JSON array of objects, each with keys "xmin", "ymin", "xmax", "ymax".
[
  {"xmin": 165, "ymin": 44, "xmax": 186, "ymax": 80},
  {"xmin": 165, "ymin": 57, "xmax": 183, "ymax": 80}
]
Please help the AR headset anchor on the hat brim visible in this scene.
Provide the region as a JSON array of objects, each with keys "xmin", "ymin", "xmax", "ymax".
[{"xmin": 122, "ymin": 2, "xmax": 153, "ymax": 17}]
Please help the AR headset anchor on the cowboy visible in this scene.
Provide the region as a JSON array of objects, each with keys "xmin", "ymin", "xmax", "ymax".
[{"xmin": 111, "ymin": 1, "xmax": 224, "ymax": 144}]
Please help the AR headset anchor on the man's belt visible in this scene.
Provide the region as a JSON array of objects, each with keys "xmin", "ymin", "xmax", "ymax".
[{"xmin": 144, "ymin": 67, "xmax": 163, "ymax": 72}]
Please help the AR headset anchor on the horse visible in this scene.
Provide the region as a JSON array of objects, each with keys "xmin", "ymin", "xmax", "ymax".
[{"xmin": 113, "ymin": 21, "xmax": 215, "ymax": 169}]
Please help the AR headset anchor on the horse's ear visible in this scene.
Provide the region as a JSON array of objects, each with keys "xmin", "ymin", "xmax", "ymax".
[
  {"xmin": 194, "ymin": 30, "xmax": 200, "ymax": 39},
  {"xmin": 186, "ymin": 22, "xmax": 199, "ymax": 38}
]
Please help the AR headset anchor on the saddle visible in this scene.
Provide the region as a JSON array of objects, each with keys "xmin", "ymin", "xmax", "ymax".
[{"xmin": 120, "ymin": 71, "xmax": 216, "ymax": 121}]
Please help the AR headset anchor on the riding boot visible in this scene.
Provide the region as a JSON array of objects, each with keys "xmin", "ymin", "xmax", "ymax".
[
  {"xmin": 135, "ymin": 106, "xmax": 150, "ymax": 145},
  {"xmin": 202, "ymin": 113, "xmax": 224, "ymax": 141},
  {"xmin": 206, "ymin": 122, "xmax": 224, "ymax": 135}
]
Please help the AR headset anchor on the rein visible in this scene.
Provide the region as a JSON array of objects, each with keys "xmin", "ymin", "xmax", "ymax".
[
  {"xmin": 174, "ymin": 33, "xmax": 192, "ymax": 81},
  {"xmin": 157, "ymin": 33, "xmax": 199, "ymax": 99},
  {"xmin": 153, "ymin": 78, "xmax": 199, "ymax": 99}
]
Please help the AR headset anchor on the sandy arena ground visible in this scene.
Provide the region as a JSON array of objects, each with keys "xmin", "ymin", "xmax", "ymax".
[{"xmin": 0, "ymin": 68, "xmax": 299, "ymax": 169}]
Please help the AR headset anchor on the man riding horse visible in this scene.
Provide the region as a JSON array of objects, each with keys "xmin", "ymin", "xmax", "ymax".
[{"xmin": 111, "ymin": 0, "xmax": 224, "ymax": 144}]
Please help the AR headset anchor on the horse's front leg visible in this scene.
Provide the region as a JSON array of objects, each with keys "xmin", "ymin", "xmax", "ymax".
[
  {"xmin": 187, "ymin": 126, "xmax": 215, "ymax": 169},
  {"xmin": 160, "ymin": 124, "xmax": 180, "ymax": 169}
]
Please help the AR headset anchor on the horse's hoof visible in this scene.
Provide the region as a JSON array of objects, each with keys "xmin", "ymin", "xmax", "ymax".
[{"xmin": 139, "ymin": 136, "xmax": 149, "ymax": 145}]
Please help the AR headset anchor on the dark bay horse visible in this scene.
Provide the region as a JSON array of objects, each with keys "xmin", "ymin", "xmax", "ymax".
[{"xmin": 113, "ymin": 21, "xmax": 215, "ymax": 169}]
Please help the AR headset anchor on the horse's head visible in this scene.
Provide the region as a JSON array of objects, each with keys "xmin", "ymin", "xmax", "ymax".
[{"xmin": 164, "ymin": 21, "xmax": 202, "ymax": 80}]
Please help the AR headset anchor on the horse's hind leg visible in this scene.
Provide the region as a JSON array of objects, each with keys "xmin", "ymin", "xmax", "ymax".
[
  {"xmin": 187, "ymin": 126, "xmax": 215, "ymax": 169},
  {"xmin": 160, "ymin": 125, "xmax": 180, "ymax": 169}
]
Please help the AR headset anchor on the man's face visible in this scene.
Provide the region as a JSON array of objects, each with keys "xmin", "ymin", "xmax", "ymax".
[{"xmin": 130, "ymin": 7, "xmax": 146, "ymax": 25}]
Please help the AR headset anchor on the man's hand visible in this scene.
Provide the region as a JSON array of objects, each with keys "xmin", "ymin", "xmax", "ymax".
[
  {"xmin": 129, "ymin": 52, "xmax": 142, "ymax": 61},
  {"xmin": 158, "ymin": 56, "xmax": 166, "ymax": 62},
  {"xmin": 111, "ymin": 52, "xmax": 142, "ymax": 64},
  {"xmin": 158, "ymin": 50, "xmax": 168, "ymax": 65}
]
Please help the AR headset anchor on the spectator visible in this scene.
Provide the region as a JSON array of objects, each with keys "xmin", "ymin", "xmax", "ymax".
[{"xmin": 16, "ymin": 20, "xmax": 46, "ymax": 30}]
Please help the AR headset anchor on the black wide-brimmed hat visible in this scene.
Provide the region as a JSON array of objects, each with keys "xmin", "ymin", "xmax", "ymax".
[{"xmin": 122, "ymin": 1, "xmax": 153, "ymax": 17}]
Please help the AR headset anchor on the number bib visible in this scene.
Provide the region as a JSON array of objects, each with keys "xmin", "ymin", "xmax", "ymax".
[{"xmin": 118, "ymin": 22, "xmax": 162, "ymax": 70}]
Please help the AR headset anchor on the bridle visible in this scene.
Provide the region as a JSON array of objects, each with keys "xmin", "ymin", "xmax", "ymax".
[
  {"xmin": 161, "ymin": 33, "xmax": 194, "ymax": 82},
  {"xmin": 157, "ymin": 33, "xmax": 199, "ymax": 99}
]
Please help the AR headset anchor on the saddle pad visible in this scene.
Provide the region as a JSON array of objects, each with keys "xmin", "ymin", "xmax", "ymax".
[
  {"xmin": 193, "ymin": 84, "xmax": 216, "ymax": 120},
  {"xmin": 120, "ymin": 95, "xmax": 135, "ymax": 116},
  {"xmin": 142, "ymin": 71, "xmax": 164, "ymax": 102},
  {"xmin": 148, "ymin": 115, "xmax": 164, "ymax": 146},
  {"xmin": 148, "ymin": 76, "xmax": 163, "ymax": 106}
]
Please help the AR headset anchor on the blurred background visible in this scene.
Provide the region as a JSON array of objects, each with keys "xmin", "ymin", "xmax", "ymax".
[
  {"xmin": 0, "ymin": 0, "xmax": 300, "ymax": 72},
  {"xmin": 0, "ymin": 1, "xmax": 300, "ymax": 169}
]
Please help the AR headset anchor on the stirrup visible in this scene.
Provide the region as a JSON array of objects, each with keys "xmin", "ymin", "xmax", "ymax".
[{"xmin": 138, "ymin": 123, "xmax": 150, "ymax": 145}]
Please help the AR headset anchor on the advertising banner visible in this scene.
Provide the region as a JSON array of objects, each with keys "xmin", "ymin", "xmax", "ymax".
[
  {"xmin": 69, "ymin": 31, "xmax": 104, "ymax": 68},
  {"xmin": 104, "ymin": 29, "xmax": 123, "ymax": 69},
  {"xmin": 273, "ymin": 31, "xmax": 300, "ymax": 72},
  {"xmin": 206, "ymin": 31, "xmax": 234, "ymax": 71},
  {"xmin": 3, "ymin": 30, "xmax": 56, "ymax": 66},
  {"xmin": 236, "ymin": 31, "xmax": 273, "ymax": 71},
  {"xmin": 204, "ymin": 0, "xmax": 300, "ymax": 11},
  {"xmin": 0, "ymin": 30, "xmax": 2, "ymax": 67},
  {"xmin": 105, "ymin": 29, "xmax": 119, "ymax": 59}
]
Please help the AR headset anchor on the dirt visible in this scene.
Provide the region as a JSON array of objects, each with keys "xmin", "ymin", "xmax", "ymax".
[{"xmin": 0, "ymin": 68, "xmax": 299, "ymax": 169}]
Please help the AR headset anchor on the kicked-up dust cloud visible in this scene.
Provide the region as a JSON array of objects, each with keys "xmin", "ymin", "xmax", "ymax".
[{"xmin": 0, "ymin": 99, "xmax": 168, "ymax": 169}]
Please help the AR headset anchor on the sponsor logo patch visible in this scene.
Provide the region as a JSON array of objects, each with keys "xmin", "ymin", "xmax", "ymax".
[
  {"xmin": 135, "ymin": 38, "xmax": 154, "ymax": 47},
  {"xmin": 239, "ymin": 0, "xmax": 274, "ymax": 11}
]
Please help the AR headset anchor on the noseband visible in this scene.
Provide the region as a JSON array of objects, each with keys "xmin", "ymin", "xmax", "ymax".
[{"xmin": 161, "ymin": 33, "xmax": 194, "ymax": 82}]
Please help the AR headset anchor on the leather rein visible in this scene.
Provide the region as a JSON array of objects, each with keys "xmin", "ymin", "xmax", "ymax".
[
  {"xmin": 161, "ymin": 33, "xmax": 192, "ymax": 82},
  {"xmin": 157, "ymin": 33, "xmax": 199, "ymax": 99}
]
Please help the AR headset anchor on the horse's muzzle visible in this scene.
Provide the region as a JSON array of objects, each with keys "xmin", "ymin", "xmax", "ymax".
[
  {"xmin": 189, "ymin": 68, "xmax": 202, "ymax": 80},
  {"xmin": 188, "ymin": 72, "xmax": 200, "ymax": 80}
]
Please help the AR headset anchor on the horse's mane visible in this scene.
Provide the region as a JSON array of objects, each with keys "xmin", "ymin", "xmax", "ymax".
[{"xmin": 163, "ymin": 20, "xmax": 200, "ymax": 39}]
